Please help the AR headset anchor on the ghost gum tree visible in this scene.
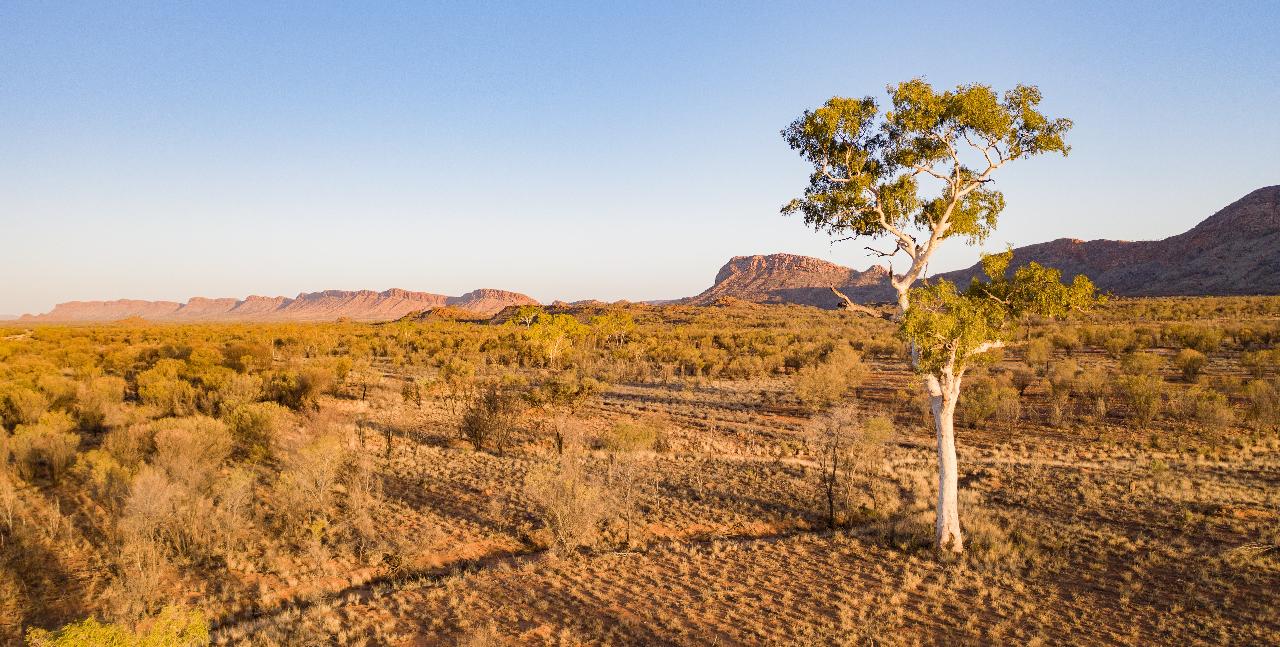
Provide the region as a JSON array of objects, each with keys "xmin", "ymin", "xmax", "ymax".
[{"xmin": 781, "ymin": 79, "xmax": 1098, "ymax": 551}]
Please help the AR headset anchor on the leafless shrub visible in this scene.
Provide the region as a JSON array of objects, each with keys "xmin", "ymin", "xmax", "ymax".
[
  {"xmin": 460, "ymin": 383, "xmax": 523, "ymax": 454},
  {"xmin": 807, "ymin": 407, "xmax": 894, "ymax": 528},
  {"xmin": 524, "ymin": 449, "xmax": 607, "ymax": 554}
]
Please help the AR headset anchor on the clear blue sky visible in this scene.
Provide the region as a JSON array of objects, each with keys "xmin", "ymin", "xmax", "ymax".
[{"xmin": 2, "ymin": 1, "xmax": 1277, "ymax": 315}]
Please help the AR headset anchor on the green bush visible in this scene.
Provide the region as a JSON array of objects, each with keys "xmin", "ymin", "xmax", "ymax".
[
  {"xmin": 599, "ymin": 418, "xmax": 666, "ymax": 452},
  {"xmin": 223, "ymin": 402, "xmax": 287, "ymax": 462},
  {"xmin": 26, "ymin": 606, "xmax": 208, "ymax": 647},
  {"xmin": 1177, "ymin": 387, "xmax": 1233, "ymax": 430},
  {"xmin": 958, "ymin": 376, "xmax": 1021, "ymax": 428},
  {"xmin": 1174, "ymin": 348, "xmax": 1207, "ymax": 382},
  {"xmin": 1121, "ymin": 375, "xmax": 1164, "ymax": 425}
]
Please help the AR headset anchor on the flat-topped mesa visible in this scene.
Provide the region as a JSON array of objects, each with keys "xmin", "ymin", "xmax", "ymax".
[
  {"xmin": 686, "ymin": 253, "xmax": 895, "ymax": 309},
  {"xmin": 20, "ymin": 287, "xmax": 538, "ymax": 322}
]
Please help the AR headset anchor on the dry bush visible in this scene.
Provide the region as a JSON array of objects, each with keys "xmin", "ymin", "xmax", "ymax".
[
  {"xmin": 1176, "ymin": 387, "xmax": 1234, "ymax": 430},
  {"xmin": 337, "ymin": 454, "xmax": 390, "ymax": 563},
  {"xmin": 1121, "ymin": 351, "xmax": 1163, "ymax": 377},
  {"xmin": 807, "ymin": 407, "xmax": 894, "ymax": 528},
  {"xmin": 223, "ymin": 401, "xmax": 287, "ymax": 462},
  {"xmin": 152, "ymin": 416, "xmax": 233, "ymax": 492},
  {"xmin": 958, "ymin": 375, "xmax": 1021, "ymax": 428},
  {"xmin": 1241, "ymin": 349, "xmax": 1280, "ymax": 378},
  {"xmin": 1022, "ymin": 337, "xmax": 1053, "ymax": 375},
  {"xmin": 266, "ymin": 366, "xmax": 334, "ymax": 411},
  {"xmin": 78, "ymin": 449, "xmax": 132, "ymax": 509},
  {"xmin": 10, "ymin": 411, "xmax": 79, "ymax": 483},
  {"xmin": 103, "ymin": 423, "xmax": 156, "ymax": 470},
  {"xmin": 137, "ymin": 360, "xmax": 199, "ymax": 417},
  {"xmin": 0, "ymin": 385, "xmax": 48, "ymax": 429},
  {"xmin": 1244, "ymin": 379, "xmax": 1279, "ymax": 429},
  {"xmin": 598, "ymin": 417, "xmax": 666, "ymax": 453},
  {"xmin": 524, "ymin": 450, "xmax": 607, "ymax": 553},
  {"xmin": 460, "ymin": 384, "xmax": 523, "ymax": 453},
  {"xmin": 273, "ymin": 431, "xmax": 344, "ymax": 545}
]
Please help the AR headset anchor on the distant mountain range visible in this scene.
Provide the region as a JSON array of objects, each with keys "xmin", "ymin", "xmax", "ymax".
[
  {"xmin": 684, "ymin": 186, "xmax": 1280, "ymax": 307},
  {"xmin": 19, "ymin": 288, "xmax": 536, "ymax": 323},
  {"xmin": 935, "ymin": 185, "xmax": 1280, "ymax": 295},
  {"xmin": 14, "ymin": 186, "xmax": 1277, "ymax": 322}
]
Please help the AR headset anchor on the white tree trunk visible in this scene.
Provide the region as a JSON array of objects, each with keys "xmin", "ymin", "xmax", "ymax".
[{"xmin": 930, "ymin": 380, "xmax": 963, "ymax": 552}]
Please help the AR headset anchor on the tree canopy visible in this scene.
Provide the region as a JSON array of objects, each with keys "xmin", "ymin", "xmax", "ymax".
[{"xmin": 782, "ymin": 79, "xmax": 1072, "ymax": 296}]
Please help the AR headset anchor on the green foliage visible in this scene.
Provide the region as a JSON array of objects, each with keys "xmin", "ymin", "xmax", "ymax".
[
  {"xmin": 26, "ymin": 606, "xmax": 208, "ymax": 647},
  {"xmin": 223, "ymin": 402, "xmax": 287, "ymax": 462},
  {"xmin": 899, "ymin": 250, "xmax": 1098, "ymax": 376},
  {"xmin": 793, "ymin": 346, "xmax": 867, "ymax": 411},
  {"xmin": 957, "ymin": 375, "xmax": 1021, "ymax": 427},
  {"xmin": 590, "ymin": 310, "xmax": 636, "ymax": 348},
  {"xmin": 599, "ymin": 418, "xmax": 665, "ymax": 453},
  {"xmin": 781, "ymin": 79, "xmax": 1070, "ymax": 247},
  {"xmin": 1174, "ymin": 348, "xmax": 1207, "ymax": 382},
  {"xmin": 525, "ymin": 313, "xmax": 587, "ymax": 368}
]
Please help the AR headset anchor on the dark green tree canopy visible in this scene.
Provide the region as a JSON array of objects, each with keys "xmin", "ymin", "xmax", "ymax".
[{"xmin": 782, "ymin": 79, "xmax": 1072, "ymax": 278}]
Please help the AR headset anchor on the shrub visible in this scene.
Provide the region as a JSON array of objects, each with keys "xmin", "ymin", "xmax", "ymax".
[
  {"xmin": 1121, "ymin": 375, "xmax": 1164, "ymax": 425},
  {"xmin": 1174, "ymin": 348, "xmax": 1207, "ymax": 382},
  {"xmin": 137, "ymin": 360, "xmax": 199, "ymax": 417},
  {"xmin": 11, "ymin": 411, "xmax": 79, "ymax": 482},
  {"xmin": 103, "ymin": 423, "xmax": 156, "ymax": 470},
  {"xmin": 794, "ymin": 346, "xmax": 866, "ymax": 411},
  {"xmin": 265, "ymin": 366, "xmax": 333, "ymax": 410},
  {"xmin": 151, "ymin": 417, "xmax": 233, "ymax": 492},
  {"xmin": 26, "ymin": 606, "xmax": 208, "ymax": 647},
  {"xmin": 807, "ymin": 408, "xmax": 895, "ymax": 528},
  {"xmin": 958, "ymin": 376, "xmax": 1021, "ymax": 428},
  {"xmin": 1243, "ymin": 380, "xmax": 1278, "ymax": 429},
  {"xmin": 599, "ymin": 418, "xmax": 665, "ymax": 453},
  {"xmin": 0, "ymin": 385, "xmax": 48, "ymax": 428},
  {"xmin": 1121, "ymin": 352, "xmax": 1163, "ymax": 377},
  {"xmin": 1177, "ymin": 387, "xmax": 1234, "ymax": 430},
  {"xmin": 460, "ymin": 384, "xmax": 524, "ymax": 453},
  {"xmin": 1023, "ymin": 338, "xmax": 1053, "ymax": 375},
  {"xmin": 223, "ymin": 402, "xmax": 287, "ymax": 462},
  {"xmin": 1241, "ymin": 349, "xmax": 1280, "ymax": 379},
  {"xmin": 525, "ymin": 451, "xmax": 607, "ymax": 553}
]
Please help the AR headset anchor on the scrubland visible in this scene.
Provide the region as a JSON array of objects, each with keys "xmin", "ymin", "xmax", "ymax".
[{"xmin": 1, "ymin": 297, "xmax": 1278, "ymax": 645}]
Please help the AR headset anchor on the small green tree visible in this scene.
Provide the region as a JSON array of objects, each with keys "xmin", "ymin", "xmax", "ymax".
[
  {"xmin": 526, "ymin": 313, "xmax": 587, "ymax": 368},
  {"xmin": 782, "ymin": 79, "xmax": 1094, "ymax": 551}
]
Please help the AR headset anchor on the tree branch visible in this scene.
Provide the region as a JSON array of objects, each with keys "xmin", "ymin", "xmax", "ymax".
[{"xmin": 829, "ymin": 286, "xmax": 887, "ymax": 318}]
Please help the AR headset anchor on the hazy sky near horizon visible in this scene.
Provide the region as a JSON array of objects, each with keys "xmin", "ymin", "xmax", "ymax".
[{"xmin": 2, "ymin": 2, "xmax": 1278, "ymax": 315}]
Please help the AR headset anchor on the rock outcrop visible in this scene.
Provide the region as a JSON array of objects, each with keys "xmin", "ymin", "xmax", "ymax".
[{"xmin": 683, "ymin": 253, "xmax": 895, "ymax": 308}]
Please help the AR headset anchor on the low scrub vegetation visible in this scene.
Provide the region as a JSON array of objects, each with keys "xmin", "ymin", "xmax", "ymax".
[{"xmin": 0, "ymin": 295, "xmax": 1276, "ymax": 644}]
